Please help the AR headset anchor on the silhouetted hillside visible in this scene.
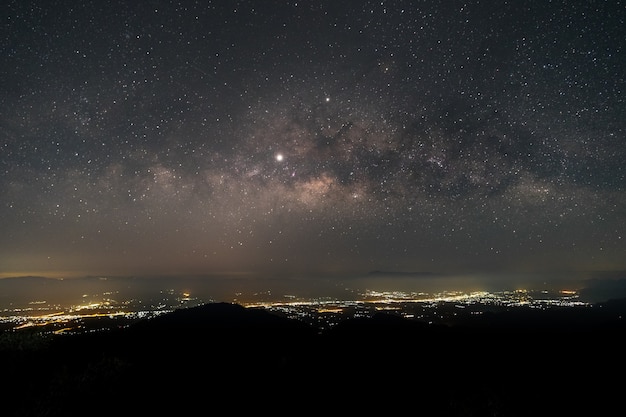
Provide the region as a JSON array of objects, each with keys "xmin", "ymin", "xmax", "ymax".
[
  {"xmin": 2, "ymin": 300, "xmax": 625, "ymax": 416},
  {"xmin": 317, "ymin": 301, "xmax": 626, "ymax": 416}
]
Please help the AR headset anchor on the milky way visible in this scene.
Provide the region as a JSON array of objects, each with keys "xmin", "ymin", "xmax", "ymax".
[{"xmin": 1, "ymin": 1, "xmax": 624, "ymax": 287}]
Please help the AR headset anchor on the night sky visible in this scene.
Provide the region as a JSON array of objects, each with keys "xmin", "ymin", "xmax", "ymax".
[{"xmin": 2, "ymin": 1, "xmax": 625, "ymax": 290}]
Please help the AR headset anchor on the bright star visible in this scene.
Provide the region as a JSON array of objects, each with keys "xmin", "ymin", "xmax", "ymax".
[{"xmin": 275, "ymin": 153, "xmax": 284, "ymax": 162}]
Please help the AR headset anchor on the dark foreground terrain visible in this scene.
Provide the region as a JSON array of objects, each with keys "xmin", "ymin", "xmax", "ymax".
[{"xmin": 2, "ymin": 299, "xmax": 625, "ymax": 416}]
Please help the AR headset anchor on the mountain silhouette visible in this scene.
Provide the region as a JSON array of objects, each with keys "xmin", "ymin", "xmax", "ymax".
[{"xmin": 2, "ymin": 300, "xmax": 625, "ymax": 416}]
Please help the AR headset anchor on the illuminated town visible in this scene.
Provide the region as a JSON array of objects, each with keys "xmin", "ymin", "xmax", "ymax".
[{"xmin": 0, "ymin": 286, "xmax": 589, "ymax": 335}]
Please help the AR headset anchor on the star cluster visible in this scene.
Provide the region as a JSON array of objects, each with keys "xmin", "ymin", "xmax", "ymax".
[{"xmin": 1, "ymin": 1, "xmax": 624, "ymax": 286}]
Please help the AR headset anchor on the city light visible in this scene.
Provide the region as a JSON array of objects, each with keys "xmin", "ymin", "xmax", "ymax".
[{"xmin": 0, "ymin": 287, "xmax": 590, "ymax": 335}]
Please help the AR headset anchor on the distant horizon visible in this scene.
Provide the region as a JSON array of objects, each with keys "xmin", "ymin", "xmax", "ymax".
[{"xmin": 2, "ymin": 269, "xmax": 626, "ymax": 306}]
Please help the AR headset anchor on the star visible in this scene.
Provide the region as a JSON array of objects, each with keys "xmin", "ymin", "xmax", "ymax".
[{"xmin": 0, "ymin": 0, "xmax": 623, "ymax": 287}]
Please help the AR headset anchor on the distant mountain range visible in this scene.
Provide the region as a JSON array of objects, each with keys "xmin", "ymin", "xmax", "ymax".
[
  {"xmin": 0, "ymin": 274, "xmax": 358, "ymax": 307},
  {"xmin": 3, "ymin": 274, "xmax": 626, "ymax": 305},
  {"xmin": 2, "ymin": 298, "xmax": 625, "ymax": 416}
]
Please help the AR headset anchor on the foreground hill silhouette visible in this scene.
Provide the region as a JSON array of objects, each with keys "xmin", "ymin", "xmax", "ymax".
[{"xmin": 2, "ymin": 300, "xmax": 625, "ymax": 416}]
